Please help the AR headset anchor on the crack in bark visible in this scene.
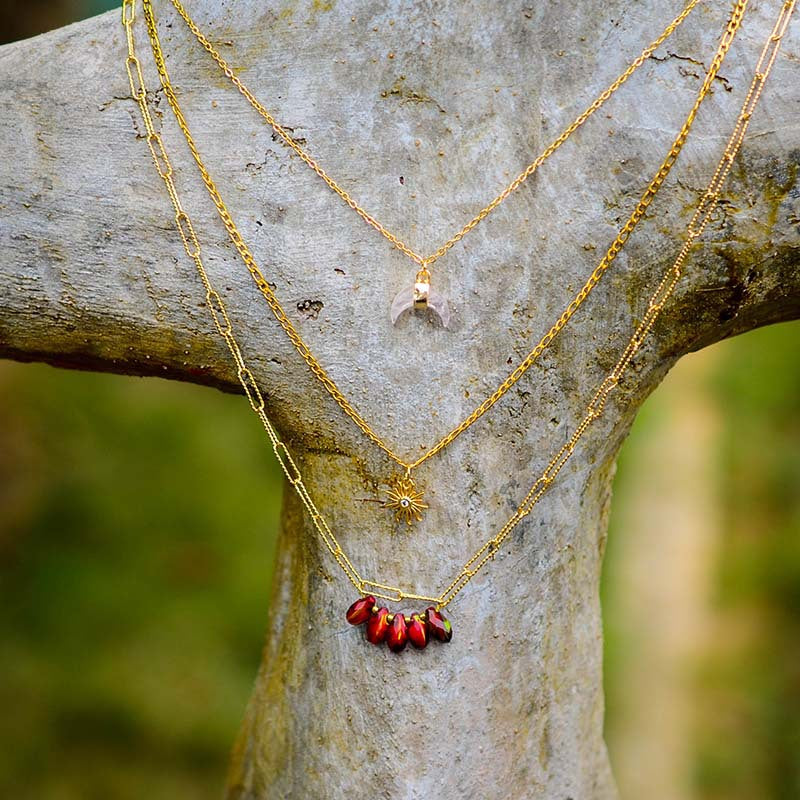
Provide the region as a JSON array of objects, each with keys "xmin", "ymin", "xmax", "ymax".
[{"xmin": 649, "ymin": 50, "xmax": 733, "ymax": 91}]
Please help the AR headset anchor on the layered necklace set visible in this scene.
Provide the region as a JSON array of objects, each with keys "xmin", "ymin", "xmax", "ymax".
[{"xmin": 122, "ymin": 0, "xmax": 794, "ymax": 653}]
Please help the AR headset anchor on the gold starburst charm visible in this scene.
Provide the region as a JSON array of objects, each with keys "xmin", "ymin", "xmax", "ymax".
[{"xmin": 382, "ymin": 473, "xmax": 428, "ymax": 525}]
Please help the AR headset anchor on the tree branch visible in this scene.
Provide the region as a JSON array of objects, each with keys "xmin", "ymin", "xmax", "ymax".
[{"xmin": 0, "ymin": 2, "xmax": 798, "ymax": 798}]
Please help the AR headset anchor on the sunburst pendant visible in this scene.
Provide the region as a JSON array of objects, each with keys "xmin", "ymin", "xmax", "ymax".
[{"xmin": 382, "ymin": 473, "xmax": 428, "ymax": 525}]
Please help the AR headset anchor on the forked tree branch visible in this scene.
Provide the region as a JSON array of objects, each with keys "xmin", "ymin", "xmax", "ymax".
[{"xmin": 0, "ymin": 2, "xmax": 797, "ymax": 798}]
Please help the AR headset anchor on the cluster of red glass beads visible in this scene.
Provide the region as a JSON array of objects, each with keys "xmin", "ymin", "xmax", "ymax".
[{"xmin": 346, "ymin": 596, "xmax": 453, "ymax": 652}]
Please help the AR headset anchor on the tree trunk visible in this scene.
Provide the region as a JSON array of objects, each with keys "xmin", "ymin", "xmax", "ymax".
[{"xmin": 0, "ymin": 1, "xmax": 798, "ymax": 797}]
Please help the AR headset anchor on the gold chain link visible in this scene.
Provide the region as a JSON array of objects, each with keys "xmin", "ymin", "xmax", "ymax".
[
  {"xmin": 168, "ymin": 0, "xmax": 700, "ymax": 271},
  {"xmin": 123, "ymin": 0, "xmax": 792, "ymax": 610},
  {"xmin": 143, "ymin": 0, "xmax": 732, "ymax": 474}
]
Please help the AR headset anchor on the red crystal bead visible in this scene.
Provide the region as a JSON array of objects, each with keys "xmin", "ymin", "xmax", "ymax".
[
  {"xmin": 407, "ymin": 614, "xmax": 428, "ymax": 649},
  {"xmin": 425, "ymin": 607, "xmax": 453, "ymax": 643},
  {"xmin": 346, "ymin": 595, "xmax": 376, "ymax": 626},
  {"xmin": 387, "ymin": 613, "xmax": 408, "ymax": 653},
  {"xmin": 366, "ymin": 607, "xmax": 390, "ymax": 645}
]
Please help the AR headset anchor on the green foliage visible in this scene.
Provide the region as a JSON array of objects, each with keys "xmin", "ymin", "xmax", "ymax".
[
  {"xmin": 694, "ymin": 323, "xmax": 800, "ymax": 800},
  {"xmin": 0, "ymin": 364, "xmax": 283, "ymax": 799}
]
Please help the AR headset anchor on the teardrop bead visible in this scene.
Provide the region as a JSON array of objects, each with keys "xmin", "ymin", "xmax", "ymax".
[
  {"xmin": 366, "ymin": 607, "xmax": 390, "ymax": 645},
  {"xmin": 407, "ymin": 615, "xmax": 428, "ymax": 649},
  {"xmin": 387, "ymin": 613, "xmax": 408, "ymax": 653},
  {"xmin": 425, "ymin": 607, "xmax": 453, "ymax": 643},
  {"xmin": 346, "ymin": 595, "xmax": 376, "ymax": 626}
]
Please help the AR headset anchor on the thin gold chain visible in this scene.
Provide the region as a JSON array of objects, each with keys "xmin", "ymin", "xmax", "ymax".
[
  {"xmin": 168, "ymin": 0, "xmax": 700, "ymax": 271},
  {"xmin": 142, "ymin": 0, "xmax": 735, "ymax": 475},
  {"xmin": 123, "ymin": 0, "xmax": 793, "ymax": 611}
]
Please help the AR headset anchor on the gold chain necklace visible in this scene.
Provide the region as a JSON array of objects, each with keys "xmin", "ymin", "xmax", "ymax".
[
  {"xmin": 123, "ymin": 0, "xmax": 792, "ymax": 653},
  {"xmin": 140, "ymin": 0, "xmax": 730, "ymax": 524},
  {"xmin": 167, "ymin": 0, "xmax": 701, "ymax": 323}
]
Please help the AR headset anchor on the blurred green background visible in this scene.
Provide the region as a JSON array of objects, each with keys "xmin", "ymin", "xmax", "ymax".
[{"xmin": 0, "ymin": 3, "xmax": 798, "ymax": 799}]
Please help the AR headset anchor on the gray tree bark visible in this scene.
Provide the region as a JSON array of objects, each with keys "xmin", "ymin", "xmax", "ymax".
[{"xmin": 0, "ymin": 1, "xmax": 798, "ymax": 797}]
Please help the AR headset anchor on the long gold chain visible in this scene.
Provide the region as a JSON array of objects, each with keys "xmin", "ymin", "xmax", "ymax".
[
  {"xmin": 167, "ymin": 0, "xmax": 700, "ymax": 272},
  {"xmin": 142, "ymin": 0, "xmax": 735, "ymax": 477},
  {"xmin": 123, "ymin": 0, "xmax": 792, "ymax": 611}
]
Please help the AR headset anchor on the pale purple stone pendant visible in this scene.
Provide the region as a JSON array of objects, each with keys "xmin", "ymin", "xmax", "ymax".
[{"xmin": 390, "ymin": 267, "xmax": 451, "ymax": 328}]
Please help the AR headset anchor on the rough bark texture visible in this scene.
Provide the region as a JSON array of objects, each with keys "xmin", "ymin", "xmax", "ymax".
[{"xmin": 1, "ymin": 1, "xmax": 798, "ymax": 798}]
